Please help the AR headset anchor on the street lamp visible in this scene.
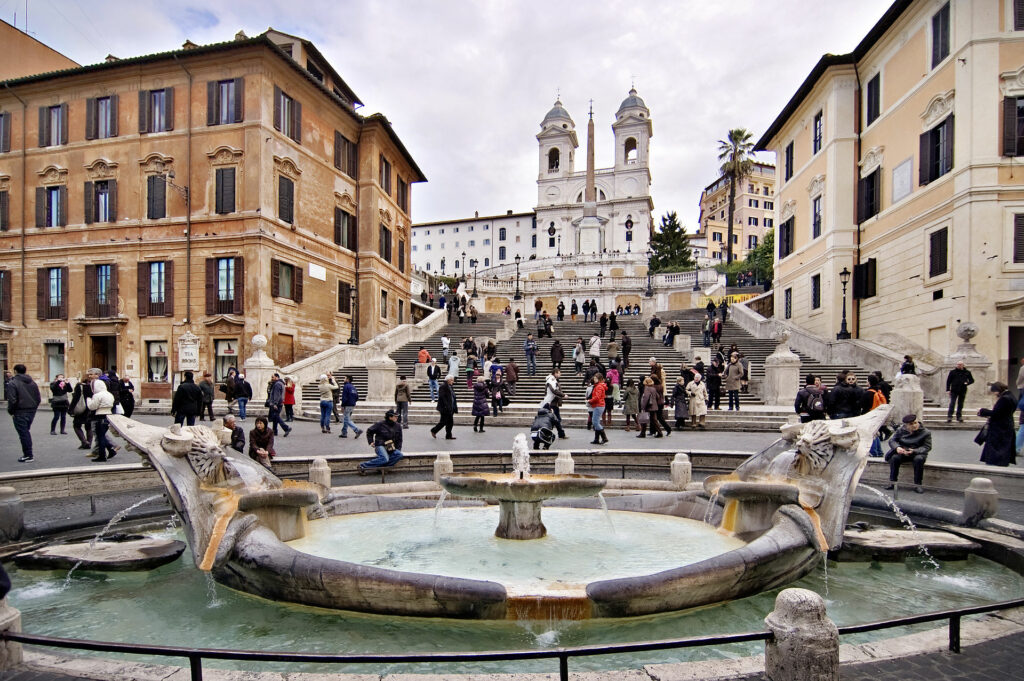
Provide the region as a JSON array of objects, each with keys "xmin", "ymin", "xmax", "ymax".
[
  {"xmin": 440, "ymin": 257, "xmax": 446, "ymax": 275},
  {"xmin": 166, "ymin": 170, "xmax": 192, "ymax": 323},
  {"xmin": 470, "ymin": 259, "xmax": 479, "ymax": 298},
  {"xmin": 837, "ymin": 266, "xmax": 852, "ymax": 340},
  {"xmin": 513, "ymin": 254, "xmax": 522, "ymax": 300},
  {"xmin": 645, "ymin": 248, "xmax": 654, "ymax": 298},
  {"xmin": 461, "ymin": 251, "xmax": 467, "ymax": 283},
  {"xmin": 556, "ymin": 234, "xmax": 561, "ymax": 256},
  {"xmin": 347, "ymin": 285, "xmax": 359, "ymax": 345}
]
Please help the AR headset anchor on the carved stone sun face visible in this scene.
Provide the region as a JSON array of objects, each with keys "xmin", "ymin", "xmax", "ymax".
[{"xmin": 795, "ymin": 420, "xmax": 834, "ymax": 474}]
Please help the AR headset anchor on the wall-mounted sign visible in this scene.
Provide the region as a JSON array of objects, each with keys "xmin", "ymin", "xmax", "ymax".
[
  {"xmin": 177, "ymin": 331, "xmax": 200, "ymax": 372},
  {"xmin": 308, "ymin": 263, "xmax": 327, "ymax": 281}
]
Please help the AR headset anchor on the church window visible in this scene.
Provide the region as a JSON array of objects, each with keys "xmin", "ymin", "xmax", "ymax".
[
  {"xmin": 499, "ymin": 246, "xmax": 506, "ymax": 260},
  {"xmin": 548, "ymin": 148, "xmax": 560, "ymax": 171},
  {"xmin": 484, "ymin": 258, "xmax": 489, "ymax": 266},
  {"xmin": 624, "ymin": 137, "xmax": 637, "ymax": 163},
  {"xmin": 499, "ymin": 227, "xmax": 507, "ymax": 241},
  {"xmin": 531, "ymin": 234, "xmax": 536, "ymax": 247}
]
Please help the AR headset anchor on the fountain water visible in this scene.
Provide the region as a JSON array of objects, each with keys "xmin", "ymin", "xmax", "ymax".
[{"xmin": 857, "ymin": 484, "xmax": 941, "ymax": 570}]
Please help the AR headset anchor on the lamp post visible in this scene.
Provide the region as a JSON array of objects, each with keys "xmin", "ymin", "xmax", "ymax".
[
  {"xmin": 470, "ymin": 259, "xmax": 479, "ymax": 298},
  {"xmin": 556, "ymin": 234, "xmax": 561, "ymax": 256},
  {"xmin": 440, "ymin": 257, "xmax": 446, "ymax": 275},
  {"xmin": 837, "ymin": 266, "xmax": 852, "ymax": 340},
  {"xmin": 165, "ymin": 170, "xmax": 192, "ymax": 323},
  {"xmin": 347, "ymin": 286, "xmax": 359, "ymax": 345},
  {"xmin": 645, "ymin": 248, "xmax": 654, "ymax": 298},
  {"xmin": 461, "ymin": 251, "xmax": 467, "ymax": 283},
  {"xmin": 513, "ymin": 254, "xmax": 522, "ymax": 300}
]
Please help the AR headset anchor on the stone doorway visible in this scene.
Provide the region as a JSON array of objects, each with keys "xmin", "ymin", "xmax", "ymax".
[{"xmin": 90, "ymin": 335, "xmax": 117, "ymax": 374}]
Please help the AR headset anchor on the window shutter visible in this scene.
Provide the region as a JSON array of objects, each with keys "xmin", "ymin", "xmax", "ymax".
[
  {"xmin": 232, "ymin": 256, "xmax": 244, "ymax": 315},
  {"xmin": 866, "ymin": 258, "xmax": 877, "ymax": 297},
  {"xmin": 943, "ymin": 116, "xmax": 954, "ymax": 173},
  {"xmin": 1003, "ymin": 98, "xmax": 1017, "ymax": 156},
  {"xmin": 0, "ymin": 112, "xmax": 10, "ymax": 152},
  {"xmin": 279, "ymin": 176, "xmax": 293, "ymax": 223},
  {"xmin": 852, "ymin": 262, "xmax": 867, "ymax": 299},
  {"xmin": 233, "ymin": 77, "xmax": 244, "ymax": 123},
  {"xmin": 919, "ymin": 131, "xmax": 931, "ymax": 185},
  {"xmin": 85, "ymin": 98, "xmax": 97, "ymax": 140},
  {"xmin": 1014, "ymin": 215, "xmax": 1024, "ymax": 263},
  {"xmin": 222, "ymin": 167, "xmax": 235, "ymax": 213},
  {"xmin": 334, "ymin": 131, "xmax": 342, "ymax": 169},
  {"xmin": 154, "ymin": 175, "xmax": 166, "ymax": 219},
  {"xmin": 83, "ymin": 181, "xmax": 95, "ymax": 224},
  {"xmin": 35, "ymin": 187, "xmax": 45, "ymax": 227},
  {"xmin": 109, "ymin": 264, "xmax": 118, "ymax": 314},
  {"xmin": 271, "ymin": 258, "xmax": 280, "ymax": 298},
  {"xmin": 294, "ymin": 266, "xmax": 303, "ymax": 304},
  {"xmin": 36, "ymin": 268, "xmax": 46, "ymax": 320},
  {"xmin": 0, "ymin": 191, "xmax": 8, "ymax": 231},
  {"xmin": 59, "ymin": 103, "xmax": 68, "ymax": 145},
  {"xmin": 0, "ymin": 271, "xmax": 10, "ymax": 322},
  {"xmin": 109, "ymin": 94, "xmax": 118, "ymax": 137},
  {"xmin": 164, "ymin": 260, "xmax": 174, "ymax": 317},
  {"xmin": 206, "ymin": 81, "xmax": 217, "ymax": 126},
  {"xmin": 930, "ymin": 228, "xmax": 948, "ymax": 277},
  {"xmin": 334, "ymin": 207, "xmax": 342, "ymax": 244},
  {"xmin": 398, "ymin": 240, "xmax": 405, "ymax": 273},
  {"xmin": 138, "ymin": 90, "xmax": 150, "ymax": 134},
  {"xmin": 215, "ymin": 168, "xmax": 224, "ymax": 214},
  {"xmin": 273, "ymin": 86, "xmax": 282, "ymax": 131},
  {"xmin": 857, "ymin": 176, "xmax": 868, "ymax": 222},
  {"xmin": 137, "ymin": 262, "xmax": 149, "ymax": 317},
  {"xmin": 38, "ymin": 106, "xmax": 48, "ymax": 147},
  {"xmin": 292, "ymin": 100, "xmax": 302, "ymax": 143},
  {"xmin": 1016, "ymin": 0, "xmax": 1024, "ymax": 30},
  {"xmin": 163, "ymin": 88, "xmax": 174, "ymax": 131},
  {"xmin": 84, "ymin": 265, "xmax": 98, "ymax": 317},
  {"xmin": 59, "ymin": 267, "xmax": 68, "ymax": 319},
  {"xmin": 348, "ymin": 139, "xmax": 358, "ymax": 179},
  {"xmin": 108, "ymin": 179, "xmax": 117, "ymax": 222},
  {"xmin": 205, "ymin": 258, "xmax": 216, "ymax": 315},
  {"xmin": 58, "ymin": 186, "xmax": 67, "ymax": 226},
  {"xmin": 146, "ymin": 176, "xmax": 155, "ymax": 218},
  {"xmin": 349, "ymin": 214, "xmax": 358, "ymax": 251}
]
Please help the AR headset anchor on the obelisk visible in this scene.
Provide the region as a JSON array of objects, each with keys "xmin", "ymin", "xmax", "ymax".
[{"xmin": 577, "ymin": 100, "xmax": 603, "ymax": 253}]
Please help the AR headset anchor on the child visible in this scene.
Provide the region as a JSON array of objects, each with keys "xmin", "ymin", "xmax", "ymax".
[{"xmin": 530, "ymin": 408, "xmax": 558, "ymax": 450}]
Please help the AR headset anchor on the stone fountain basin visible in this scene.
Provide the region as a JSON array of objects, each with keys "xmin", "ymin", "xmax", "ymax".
[{"xmin": 440, "ymin": 473, "xmax": 606, "ymax": 502}]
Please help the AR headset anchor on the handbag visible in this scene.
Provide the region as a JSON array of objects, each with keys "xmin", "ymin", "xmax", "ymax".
[
  {"xmin": 72, "ymin": 397, "xmax": 87, "ymax": 416},
  {"xmin": 974, "ymin": 424, "xmax": 989, "ymax": 445}
]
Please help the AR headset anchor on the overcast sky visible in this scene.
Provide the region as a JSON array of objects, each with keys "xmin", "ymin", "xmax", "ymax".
[{"xmin": 5, "ymin": 0, "xmax": 893, "ymax": 228}]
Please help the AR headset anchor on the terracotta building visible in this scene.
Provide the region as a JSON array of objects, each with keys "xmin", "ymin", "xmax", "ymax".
[
  {"xmin": 695, "ymin": 161, "xmax": 776, "ymax": 265},
  {"xmin": 0, "ymin": 28, "xmax": 424, "ymax": 396},
  {"xmin": 0, "ymin": 19, "xmax": 79, "ymax": 82}
]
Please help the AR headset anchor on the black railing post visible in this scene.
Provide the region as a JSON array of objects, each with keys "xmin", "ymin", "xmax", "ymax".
[
  {"xmin": 949, "ymin": 615, "xmax": 961, "ymax": 653},
  {"xmin": 189, "ymin": 653, "xmax": 204, "ymax": 681},
  {"xmin": 559, "ymin": 653, "xmax": 569, "ymax": 681}
]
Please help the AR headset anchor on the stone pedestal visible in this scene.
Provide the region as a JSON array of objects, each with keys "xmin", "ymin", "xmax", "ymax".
[
  {"xmin": 554, "ymin": 451, "xmax": 575, "ymax": 475},
  {"xmin": 242, "ymin": 334, "xmax": 279, "ymax": 404},
  {"xmin": 764, "ymin": 588, "xmax": 838, "ymax": 681},
  {"xmin": 962, "ymin": 477, "xmax": 999, "ymax": 527},
  {"xmin": 671, "ymin": 453, "xmax": 692, "ymax": 488},
  {"xmin": 0, "ymin": 599, "xmax": 22, "ymax": 670},
  {"xmin": 433, "ymin": 452, "xmax": 453, "ymax": 484},
  {"xmin": 496, "ymin": 500, "xmax": 546, "ymax": 540},
  {"xmin": 889, "ymin": 373, "xmax": 925, "ymax": 425},
  {"xmin": 762, "ymin": 330, "xmax": 801, "ymax": 407},
  {"xmin": 0, "ymin": 487, "xmax": 24, "ymax": 542},
  {"xmin": 308, "ymin": 458, "xmax": 332, "ymax": 490},
  {"xmin": 413, "ymin": 362, "xmax": 429, "ymax": 383},
  {"xmin": 941, "ymin": 322, "xmax": 993, "ymax": 411},
  {"xmin": 366, "ymin": 335, "xmax": 398, "ymax": 403},
  {"xmin": 674, "ymin": 335, "xmax": 691, "ymax": 352}
]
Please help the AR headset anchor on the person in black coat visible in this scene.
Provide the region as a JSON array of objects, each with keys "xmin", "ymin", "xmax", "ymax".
[
  {"xmin": 885, "ymin": 414, "xmax": 932, "ymax": 492},
  {"xmin": 978, "ymin": 382, "xmax": 1017, "ymax": 467},
  {"xmin": 945, "ymin": 361, "xmax": 974, "ymax": 423},
  {"xmin": 361, "ymin": 409, "xmax": 404, "ymax": 471},
  {"xmin": 608, "ymin": 311, "xmax": 619, "ymax": 340},
  {"xmin": 49, "ymin": 374, "xmax": 73, "ymax": 435},
  {"xmin": 430, "ymin": 376, "xmax": 458, "ymax": 439},
  {"xmin": 828, "ymin": 373, "xmax": 864, "ymax": 419},
  {"xmin": 118, "ymin": 377, "xmax": 136, "ymax": 418},
  {"xmin": 171, "ymin": 371, "xmax": 204, "ymax": 426},
  {"xmin": 7, "ymin": 364, "xmax": 41, "ymax": 463}
]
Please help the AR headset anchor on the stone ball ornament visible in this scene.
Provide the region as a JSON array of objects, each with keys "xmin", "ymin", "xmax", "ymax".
[
  {"xmin": 251, "ymin": 334, "xmax": 268, "ymax": 350},
  {"xmin": 955, "ymin": 321, "xmax": 978, "ymax": 342}
]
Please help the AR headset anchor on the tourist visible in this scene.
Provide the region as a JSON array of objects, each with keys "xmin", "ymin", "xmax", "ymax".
[
  {"xmin": 523, "ymin": 333, "xmax": 538, "ymax": 375},
  {"xmin": 570, "ymin": 299, "xmax": 578, "ymax": 321},
  {"xmin": 706, "ymin": 358, "xmax": 723, "ymax": 410},
  {"xmin": 103, "ymin": 367, "xmax": 122, "ymax": 407},
  {"xmin": 607, "ymin": 361, "xmax": 621, "ymax": 408},
  {"xmin": 502, "ymin": 305, "xmax": 511, "ymax": 316},
  {"xmin": 945, "ymin": 361, "xmax": 975, "ymax": 423},
  {"xmin": 686, "ymin": 372, "xmax": 709, "ymax": 430},
  {"xmin": 417, "ymin": 345, "xmax": 431, "ymax": 364},
  {"xmin": 530, "ymin": 407, "xmax": 558, "ymax": 450},
  {"xmin": 589, "ymin": 333, "xmax": 601, "ymax": 361},
  {"xmin": 283, "ymin": 377, "xmax": 297, "ymax": 422},
  {"xmin": 536, "ymin": 312, "xmax": 548, "ymax": 339},
  {"xmin": 599, "ymin": 312, "xmax": 608, "ymax": 338},
  {"xmin": 1016, "ymin": 391, "xmax": 1024, "ymax": 456},
  {"xmin": 609, "ymin": 311, "xmax": 619, "ymax": 341},
  {"xmin": 534, "ymin": 299, "xmax": 543, "ymax": 320},
  {"xmin": 602, "ymin": 375, "xmax": 615, "ymax": 427},
  {"xmin": 795, "ymin": 374, "xmax": 827, "ymax": 423},
  {"xmin": 219, "ymin": 368, "xmax": 237, "ymax": 415},
  {"xmin": 620, "ymin": 331, "xmax": 632, "ymax": 370},
  {"xmin": 711, "ymin": 316, "xmax": 722, "ymax": 344},
  {"xmin": 829, "ymin": 372, "xmax": 864, "ymax": 420},
  {"xmin": 638, "ymin": 376, "xmax": 662, "ymax": 438},
  {"xmin": 7, "ymin": 364, "xmax": 41, "ymax": 463},
  {"xmin": 718, "ymin": 299, "xmax": 729, "ymax": 323},
  {"xmin": 431, "ymin": 375, "xmax": 458, "ymax": 440},
  {"xmin": 673, "ymin": 377, "xmax": 689, "ymax": 429},
  {"xmin": 705, "ymin": 299, "xmax": 717, "ymax": 318},
  {"xmin": 582, "ymin": 299, "xmax": 591, "ymax": 322},
  {"xmin": 885, "ymin": 414, "xmax": 931, "ymax": 493},
  {"xmin": 235, "ymin": 372, "xmax": 253, "ymax": 420},
  {"xmin": 873, "ymin": 370, "xmax": 892, "ymax": 403},
  {"xmin": 427, "ymin": 358, "xmax": 441, "ymax": 402},
  {"xmin": 572, "ymin": 337, "xmax": 585, "ymax": 376},
  {"xmin": 394, "ymin": 375, "xmax": 412, "ymax": 430},
  {"xmin": 224, "ymin": 414, "xmax": 245, "ymax": 453},
  {"xmin": 724, "ymin": 353, "xmax": 744, "ymax": 412},
  {"xmin": 69, "ymin": 369, "xmax": 98, "ymax": 450},
  {"xmin": 623, "ymin": 378, "xmax": 640, "ymax": 431},
  {"xmin": 361, "ymin": 409, "xmax": 405, "ymax": 472},
  {"xmin": 171, "ymin": 371, "xmax": 203, "ymax": 426},
  {"xmin": 505, "ymin": 358, "xmax": 519, "ymax": 394},
  {"xmin": 556, "ymin": 300, "xmax": 565, "ymax": 321},
  {"xmin": 1016, "ymin": 357, "xmax": 1024, "ymax": 394},
  {"xmin": 330, "ymin": 377, "xmax": 342, "ymax": 425},
  {"xmin": 199, "ymin": 372, "xmax": 216, "ymax": 421},
  {"xmin": 472, "ymin": 375, "xmax": 490, "ymax": 432},
  {"xmin": 514, "ymin": 309, "xmax": 523, "ymax": 329},
  {"xmin": 978, "ymin": 382, "xmax": 1017, "ymax": 467},
  {"xmin": 248, "ymin": 416, "xmax": 275, "ymax": 468},
  {"xmin": 86, "ymin": 377, "xmax": 118, "ymax": 462},
  {"xmin": 441, "ymin": 333, "xmax": 451, "ymax": 361},
  {"xmin": 470, "ymin": 305, "xmax": 479, "ymax": 324},
  {"xmin": 49, "ymin": 374, "xmax": 72, "ymax": 435},
  {"xmin": 542, "ymin": 369, "xmax": 567, "ymax": 439},
  {"xmin": 590, "ymin": 299, "xmax": 598, "ymax": 322},
  {"xmin": 457, "ymin": 305, "xmax": 465, "ymax": 324},
  {"xmin": 589, "ymin": 373, "xmax": 608, "ymax": 445},
  {"xmin": 485, "ymin": 340, "xmax": 498, "ymax": 361},
  {"xmin": 118, "ymin": 375, "xmax": 136, "ymax": 418},
  {"xmin": 900, "ymin": 355, "xmax": 916, "ymax": 375},
  {"xmin": 632, "ymin": 303, "xmax": 640, "ymax": 316},
  {"xmin": 648, "ymin": 314, "xmax": 661, "ymax": 338},
  {"xmin": 318, "ymin": 374, "xmax": 339, "ymax": 433},
  {"xmin": 663, "ymin": 321, "xmax": 680, "ymax": 347},
  {"xmin": 544, "ymin": 312, "xmax": 554, "ymax": 338},
  {"xmin": 550, "ymin": 339, "xmax": 565, "ymax": 371},
  {"xmin": 266, "ymin": 373, "xmax": 292, "ymax": 437},
  {"xmin": 702, "ymin": 316, "xmax": 712, "ymax": 347},
  {"xmin": 489, "ymin": 370, "xmax": 508, "ymax": 416}
]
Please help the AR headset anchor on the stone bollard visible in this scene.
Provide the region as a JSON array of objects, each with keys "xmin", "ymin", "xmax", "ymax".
[
  {"xmin": 434, "ymin": 452, "xmax": 453, "ymax": 484},
  {"xmin": 308, "ymin": 458, "xmax": 332, "ymax": 490},
  {"xmin": 0, "ymin": 488, "xmax": 24, "ymax": 542},
  {"xmin": 0, "ymin": 599, "xmax": 23, "ymax": 670},
  {"xmin": 764, "ymin": 588, "xmax": 838, "ymax": 681},
  {"xmin": 554, "ymin": 451, "xmax": 575, "ymax": 475},
  {"xmin": 670, "ymin": 453, "xmax": 692, "ymax": 488},
  {"xmin": 962, "ymin": 477, "xmax": 999, "ymax": 527}
]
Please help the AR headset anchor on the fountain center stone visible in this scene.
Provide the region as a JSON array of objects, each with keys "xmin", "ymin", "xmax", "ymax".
[{"xmin": 439, "ymin": 434, "xmax": 606, "ymax": 539}]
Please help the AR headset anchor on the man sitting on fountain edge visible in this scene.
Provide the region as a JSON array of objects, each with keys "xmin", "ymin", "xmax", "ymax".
[
  {"xmin": 362, "ymin": 409, "xmax": 405, "ymax": 472},
  {"xmin": 884, "ymin": 413, "xmax": 932, "ymax": 494}
]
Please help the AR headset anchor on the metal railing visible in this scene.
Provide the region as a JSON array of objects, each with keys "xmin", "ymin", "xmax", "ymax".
[{"xmin": 5, "ymin": 597, "xmax": 1024, "ymax": 680}]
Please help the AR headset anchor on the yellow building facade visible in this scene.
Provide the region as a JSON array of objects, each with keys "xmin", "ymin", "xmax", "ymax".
[
  {"xmin": 696, "ymin": 161, "xmax": 776, "ymax": 264},
  {"xmin": 758, "ymin": 0, "xmax": 1024, "ymax": 384}
]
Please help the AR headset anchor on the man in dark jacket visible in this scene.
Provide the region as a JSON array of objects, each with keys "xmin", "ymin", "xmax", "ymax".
[
  {"xmin": 945, "ymin": 361, "xmax": 974, "ymax": 423},
  {"xmin": 338, "ymin": 375, "xmax": 362, "ymax": 438},
  {"xmin": 266, "ymin": 373, "xmax": 291, "ymax": 437},
  {"xmin": 361, "ymin": 409, "xmax": 404, "ymax": 471},
  {"xmin": 431, "ymin": 375, "xmax": 458, "ymax": 439},
  {"xmin": 234, "ymin": 373, "xmax": 253, "ymax": 420},
  {"xmin": 620, "ymin": 331, "xmax": 632, "ymax": 370},
  {"xmin": 828, "ymin": 372, "xmax": 864, "ymax": 419},
  {"xmin": 530, "ymin": 407, "xmax": 558, "ymax": 450},
  {"xmin": 171, "ymin": 371, "xmax": 204, "ymax": 426},
  {"xmin": 886, "ymin": 414, "xmax": 932, "ymax": 493},
  {"xmin": 7, "ymin": 364, "xmax": 41, "ymax": 462},
  {"xmin": 794, "ymin": 374, "xmax": 827, "ymax": 423}
]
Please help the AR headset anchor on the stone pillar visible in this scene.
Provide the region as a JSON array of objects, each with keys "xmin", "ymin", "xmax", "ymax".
[
  {"xmin": 0, "ymin": 488, "xmax": 24, "ymax": 542},
  {"xmin": 761, "ymin": 330, "xmax": 801, "ymax": 407},
  {"xmin": 674, "ymin": 335, "xmax": 691, "ymax": 352},
  {"xmin": 434, "ymin": 452, "xmax": 453, "ymax": 484},
  {"xmin": 670, "ymin": 453, "xmax": 691, "ymax": 488},
  {"xmin": 413, "ymin": 362, "xmax": 428, "ymax": 383},
  {"xmin": 366, "ymin": 335, "xmax": 398, "ymax": 403},
  {"xmin": 242, "ymin": 334, "xmax": 279, "ymax": 406},
  {"xmin": 554, "ymin": 451, "xmax": 575, "ymax": 475},
  {"xmin": 308, "ymin": 458, "xmax": 332, "ymax": 490},
  {"xmin": 0, "ymin": 599, "xmax": 23, "ymax": 670},
  {"xmin": 888, "ymin": 373, "xmax": 925, "ymax": 426},
  {"xmin": 962, "ymin": 477, "xmax": 999, "ymax": 527},
  {"xmin": 941, "ymin": 321, "xmax": 994, "ymax": 411},
  {"xmin": 764, "ymin": 588, "xmax": 838, "ymax": 681}
]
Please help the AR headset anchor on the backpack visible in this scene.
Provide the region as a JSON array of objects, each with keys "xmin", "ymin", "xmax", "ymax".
[
  {"xmin": 868, "ymin": 388, "xmax": 887, "ymax": 410},
  {"xmin": 805, "ymin": 391, "xmax": 826, "ymax": 414}
]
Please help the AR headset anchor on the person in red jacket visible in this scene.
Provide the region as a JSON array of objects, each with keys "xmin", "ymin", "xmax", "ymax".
[
  {"xmin": 589, "ymin": 373, "xmax": 608, "ymax": 445},
  {"xmin": 283, "ymin": 377, "xmax": 297, "ymax": 422}
]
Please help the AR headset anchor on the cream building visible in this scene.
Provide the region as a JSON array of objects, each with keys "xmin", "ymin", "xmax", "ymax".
[
  {"xmin": 696, "ymin": 161, "xmax": 776, "ymax": 264},
  {"xmin": 410, "ymin": 210, "xmax": 536, "ymax": 276},
  {"xmin": 757, "ymin": 0, "xmax": 1024, "ymax": 386}
]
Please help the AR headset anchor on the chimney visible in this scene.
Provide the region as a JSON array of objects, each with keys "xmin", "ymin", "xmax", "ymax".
[
  {"xmin": 182, "ymin": 40, "xmax": 199, "ymax": 50},
  {"xmin": 104, "ymin": 54, "xmax": 119, "ymax": 63},
  {"xmin": 507, "ymin": 209, "xmax": 513, "ymax": 215},
  {"xmin": 474, "ymin": 211, "xmax": 479, "ymax": 218},
  {"xmin": 235, "ymin": 30, "xmax": 248, "ymax": 41}
]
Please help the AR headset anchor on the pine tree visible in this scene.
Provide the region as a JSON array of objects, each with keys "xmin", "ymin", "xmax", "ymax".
[{"xmin": 649, "ymin": 211, "xmax": 695, "ymax": 273}]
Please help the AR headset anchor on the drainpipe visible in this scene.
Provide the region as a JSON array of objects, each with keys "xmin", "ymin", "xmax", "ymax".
[
  {"xmin": 853, "ymin": 64, "xmax": 863, "ymax": 339},
  {"xmin": 173, "ymin": 55, "xmax": 193, "ymax": 325},
  {"xmin": 3, "ymin": 84, "xmax": 27, "ymax": 327}
]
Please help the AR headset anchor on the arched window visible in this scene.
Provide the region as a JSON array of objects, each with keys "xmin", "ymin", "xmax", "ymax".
[
  {"xmin": 499, "ymin": 246, "xmax": 506, "ymax": 260},
  {"xmin": 499, "ymin": 227, "xmax": 507, "ymax": 241},
  {"xmin": 625, "ymin": 137, "xmax": 638, "ymax": 163},
  {"xmin": 548, "ymin": 148, "xmax": 560, "ymax": 171},
  {"xmin": 484, "ymin": 258, "xmax": 489, "ymax": 266}
]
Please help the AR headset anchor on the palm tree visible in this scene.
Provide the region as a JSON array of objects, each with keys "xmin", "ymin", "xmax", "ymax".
[{"xmin": 717, "ymin": 128, "xmax": 755, "ymax": 265}]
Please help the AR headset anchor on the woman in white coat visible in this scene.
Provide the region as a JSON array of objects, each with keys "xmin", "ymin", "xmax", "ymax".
[
  {"xmin": 85, "ymin": 379, "xmax": 118, "ymax": 461},
  {"xmin": 686, "ymin": 372, "xmax": 709, "ymax": 430}
]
